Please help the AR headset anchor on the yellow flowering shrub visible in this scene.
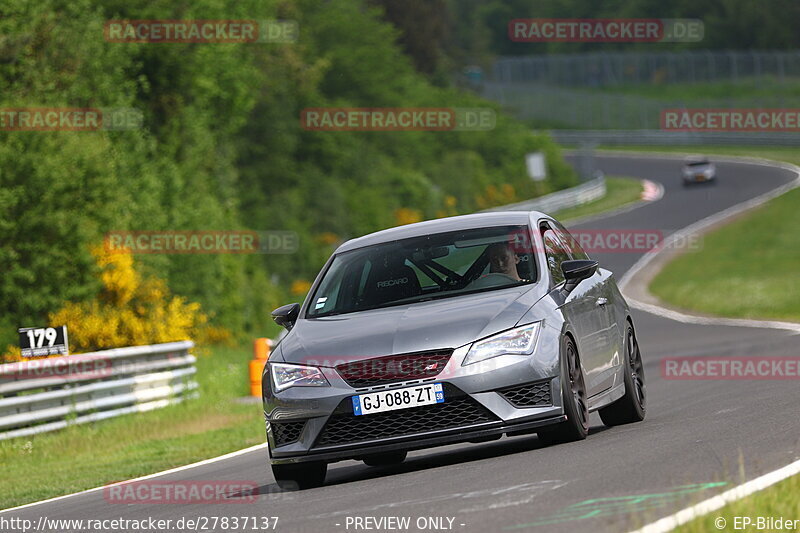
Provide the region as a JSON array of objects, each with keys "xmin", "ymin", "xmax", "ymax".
[
  {"xmin": 475, "ymin": 183, "xmax": 517, "ymax": 210},
  {"xmin": 394, "ymin": 207, "xmax": 423, "ymax": 226},
  {"xmin": 1, "ymin": 345, "xmax": 23, "ymax": 364},
  {"xmin": 436, "ymin": 195, "xmax": 459, "ymax": 218},
  {"xmin": 316, "ymin": 232, "xmax": 341, "ymax": 246},
  {"xmin": 290, "ymin": 280, "xmax": 312, "ymax": 296},
  {"xmin": 0, "ymin": 245, "xmax": 228, "ymax": 362}
]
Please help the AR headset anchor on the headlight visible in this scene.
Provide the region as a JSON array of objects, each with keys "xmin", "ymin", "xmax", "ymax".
[
  {"xmin": 462, "ymin": 323, "xmax": 541, "ymax": 366},
  {"xmin": 270, "ymin": 363, "xmax": 330, "ymax": 392}
]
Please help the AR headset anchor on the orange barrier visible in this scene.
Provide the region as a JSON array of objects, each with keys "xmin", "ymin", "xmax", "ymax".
[{"xmin": 249, "ymin": 338, "xmax": 271, "ymax": 397}]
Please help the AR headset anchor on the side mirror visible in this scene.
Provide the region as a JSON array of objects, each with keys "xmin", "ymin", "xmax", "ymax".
[
  {"xmin": 272, "ymin": 303, "xmax": 300, "ymax": 330},
  {"xmin": 561, "ymin": 259, "xmax": 598, "ymax": 291}
]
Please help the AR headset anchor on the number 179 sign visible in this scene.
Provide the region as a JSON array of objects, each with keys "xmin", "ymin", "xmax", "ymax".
[{"xmin": 18, "ymin": 326, "xmax": 69, "ymax": 358}]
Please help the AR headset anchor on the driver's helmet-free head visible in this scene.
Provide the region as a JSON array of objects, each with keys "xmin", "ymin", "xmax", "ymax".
[{"xmin": 486, "ymin": 242, "xmax": 518, "ymax": 274}]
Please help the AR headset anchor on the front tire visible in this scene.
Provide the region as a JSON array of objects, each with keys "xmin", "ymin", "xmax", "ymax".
[
  {"xmin": 271, "ymin": 461, "xmax": 327, "ymax": 490},
  {"xmin": 599, "ymin": 322, "xmax": 646, "ymax": 426},
  {"xmin": 538, "ymin": 336, "xmax": 589, "ymax": 445}
]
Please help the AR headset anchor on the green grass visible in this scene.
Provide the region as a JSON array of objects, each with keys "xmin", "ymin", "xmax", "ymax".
[
  {"xmin": 592, "ymin": 145, "xmax": 800, "ymax": 322},
  {"xmin": 597, "ymin": 144, "xmax": 800, "ymax": 528},
  {"xmin": 554, "ymin": 176, "xmax": 644, "ymax": 222},
  {"xmin": 0, "ymin": 345, "xmax": 265, "ymax": 510},
  {"xmin": 518, "ymin": 79, "xmax": 800, "ymax": 130},
  {"xmin": 0, "ymin": 176, "xmax": 645, "ymax": 511},
  {"xmin": 676, "ymin": 474, "xmax": 800, "ymax": 532},
  {"xmin": 649, "ymin": 186, "xmax": 800, "ymax": 321}
]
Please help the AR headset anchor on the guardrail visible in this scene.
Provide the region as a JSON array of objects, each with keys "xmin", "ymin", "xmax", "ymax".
[
  {"xmin": 483, "ymin": 175, "xmax": 606, "ymax": 214},
  {"xmin": 0, "ymin": 341, "xmax": 197, "ymax": 441},
  {"xmin": 549, "ymin": 130, "xmax": 800, "ymax": 147}
]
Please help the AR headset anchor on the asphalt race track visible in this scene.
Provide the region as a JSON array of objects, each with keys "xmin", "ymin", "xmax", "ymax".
[{"xmin": 4, "ymin": 154, "xmax": 800, "ymax": 533}]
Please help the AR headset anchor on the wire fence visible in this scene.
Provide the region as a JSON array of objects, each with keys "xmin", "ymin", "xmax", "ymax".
[
  {"xmin": 490, "ymin": 50, "xmax": 800, "ymax": 86},
  {"xmin": 481, "ymin": 82, "xmax": 800, "ymax": 129},
  {"xmin": 549, "ymin": 130, "xmax": 800, "ymax": 146},
  {"xmin": 480, "ymin": 50, "xmax": 800, "ymax": 130}
]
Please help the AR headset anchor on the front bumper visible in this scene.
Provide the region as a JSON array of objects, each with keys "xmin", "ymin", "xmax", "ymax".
[
  {"xmin": 683, "ymin": 172, "xmax": 716, "ymax": 183},
  {"xmin": 269, "ymin": 411, "xmax": 566, "ymax": 464},
  {"xmin": 264, "ymin": 332, "xmax": 565, "ymax": 465}
]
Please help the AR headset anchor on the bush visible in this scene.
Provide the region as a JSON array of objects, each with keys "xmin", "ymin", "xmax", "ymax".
[
  {"xmin": 0, "ymin": 0, "xmax": 576, "ymax": 346},
  {"xmin": 1, "ymin": 245, "xmax": 228, "ymax": 363}
]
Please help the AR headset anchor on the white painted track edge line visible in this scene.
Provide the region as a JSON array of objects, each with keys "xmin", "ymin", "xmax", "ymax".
[
  {"xmin": 0, "ymin": 443, "xmax": 267, "ymax": 514},
  {"xmin": 562, "ymin": 178, "xmax": 664, "ymax": 227},
  {"xmin": 629, "ymin": 457, "xmax": 800, "ymax": 533},
  {"xmin": 617, "ymin": 155, "xmax": 800, "ymax": 333},
  {"xmin": 3, "ymin": 153, "xmax": 796, "ymax": 514},
  {"xmin": 588, "ymin": 151, "xmax": 800, "ymax": 531}
]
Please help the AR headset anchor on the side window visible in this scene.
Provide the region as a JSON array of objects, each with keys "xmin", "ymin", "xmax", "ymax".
[
  {"xmin": 554, "ymin": 224, "xmax": 590, "ymax": 261},
  {"xmin": 542, "ymin": 228, "xmax": 572, "ymax": 284},
  {"xmin": 312, "ymin": 263, "xmax": 348, "ymax": 313},
  {"xmin": 407, "ymin": 262, "xmax": 440, "ymax": 290}
]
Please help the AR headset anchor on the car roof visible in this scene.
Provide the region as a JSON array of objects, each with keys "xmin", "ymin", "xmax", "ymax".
[{"xmin": 335, "ymin": 211, "xmax": 545, "ymax": 253}]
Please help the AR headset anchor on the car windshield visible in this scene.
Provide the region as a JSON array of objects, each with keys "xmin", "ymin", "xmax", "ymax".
[
  {"xmin": 307, "ymin": 225, "xmax": 537, "ymax": 317},
  {"xmin": 686, "ymin": 160, "xmax": 710, "ymax": 167}
]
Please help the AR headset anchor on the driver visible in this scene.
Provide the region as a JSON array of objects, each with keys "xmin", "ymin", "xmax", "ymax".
[{"xmin": 486, "ymin": 243, "xmax": 521, "ymax": 281}]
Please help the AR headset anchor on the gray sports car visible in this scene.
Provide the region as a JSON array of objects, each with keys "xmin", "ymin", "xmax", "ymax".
[
  {"xmin": 264, "ymin": 211, "xmax": 646, "ymax": 489},
  {"xmin": 682, "ymin": 156, "xmax": 717, "ymax": 185}
]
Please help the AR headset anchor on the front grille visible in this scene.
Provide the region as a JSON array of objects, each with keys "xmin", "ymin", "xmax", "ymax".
[
  {"xmin": 498, "ymin": 381, "xmax": 552, "ymax": 408},
  {"xmin": 316, "ymin": 386, "xmax": 498, "ymax": 447},
  {"xmin": 335, "ymin": 350, "xmax": 452, "ymax": 388},
  {"xmin": 271, "ymin": 420, "xmax": 306, "ymax": 446}
]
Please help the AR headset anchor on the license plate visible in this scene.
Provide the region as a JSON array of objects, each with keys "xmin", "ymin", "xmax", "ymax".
[
  {"xmin": 695, "ymin": 174, "xmax": 706, "ymax": 181},
  {"xmin": 352, "ymin": 383, "xmax": 444, "ymax": 416}
]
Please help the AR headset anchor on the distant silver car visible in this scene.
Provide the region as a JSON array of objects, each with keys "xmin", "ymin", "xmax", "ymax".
[
  {"xmin": 682, "ymin": 157, "xmax": 717, "ymax": 185},
  {"xmin": 264, "ymin": 212, "xmax": 646, "ymax": 489}
]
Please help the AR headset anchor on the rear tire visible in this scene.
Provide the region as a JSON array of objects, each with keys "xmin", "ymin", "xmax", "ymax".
[
  {"xmin": 362, "ymin": 451, "xmax": 407, "ymax": 467},
  {"xmin": 538, "ymin": 336, "xmax": 589, "ymax": 446},
  {"xmin": 271, "ymin": 461, "xmax": 327, "ymax": 490},
  {"xmin": 599, "ymin": 322, "xmax": 646, "ymax": 426}
]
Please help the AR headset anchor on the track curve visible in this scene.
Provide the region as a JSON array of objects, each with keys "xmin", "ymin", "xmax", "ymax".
[{"xmin": 4, "ymin": 153, "xmax": 799, "ymax": 533}]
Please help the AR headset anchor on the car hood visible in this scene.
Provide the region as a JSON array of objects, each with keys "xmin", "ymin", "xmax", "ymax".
[{"xmin": 277, "ymin": 284, "xmax": 547, "ymax": 366}]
